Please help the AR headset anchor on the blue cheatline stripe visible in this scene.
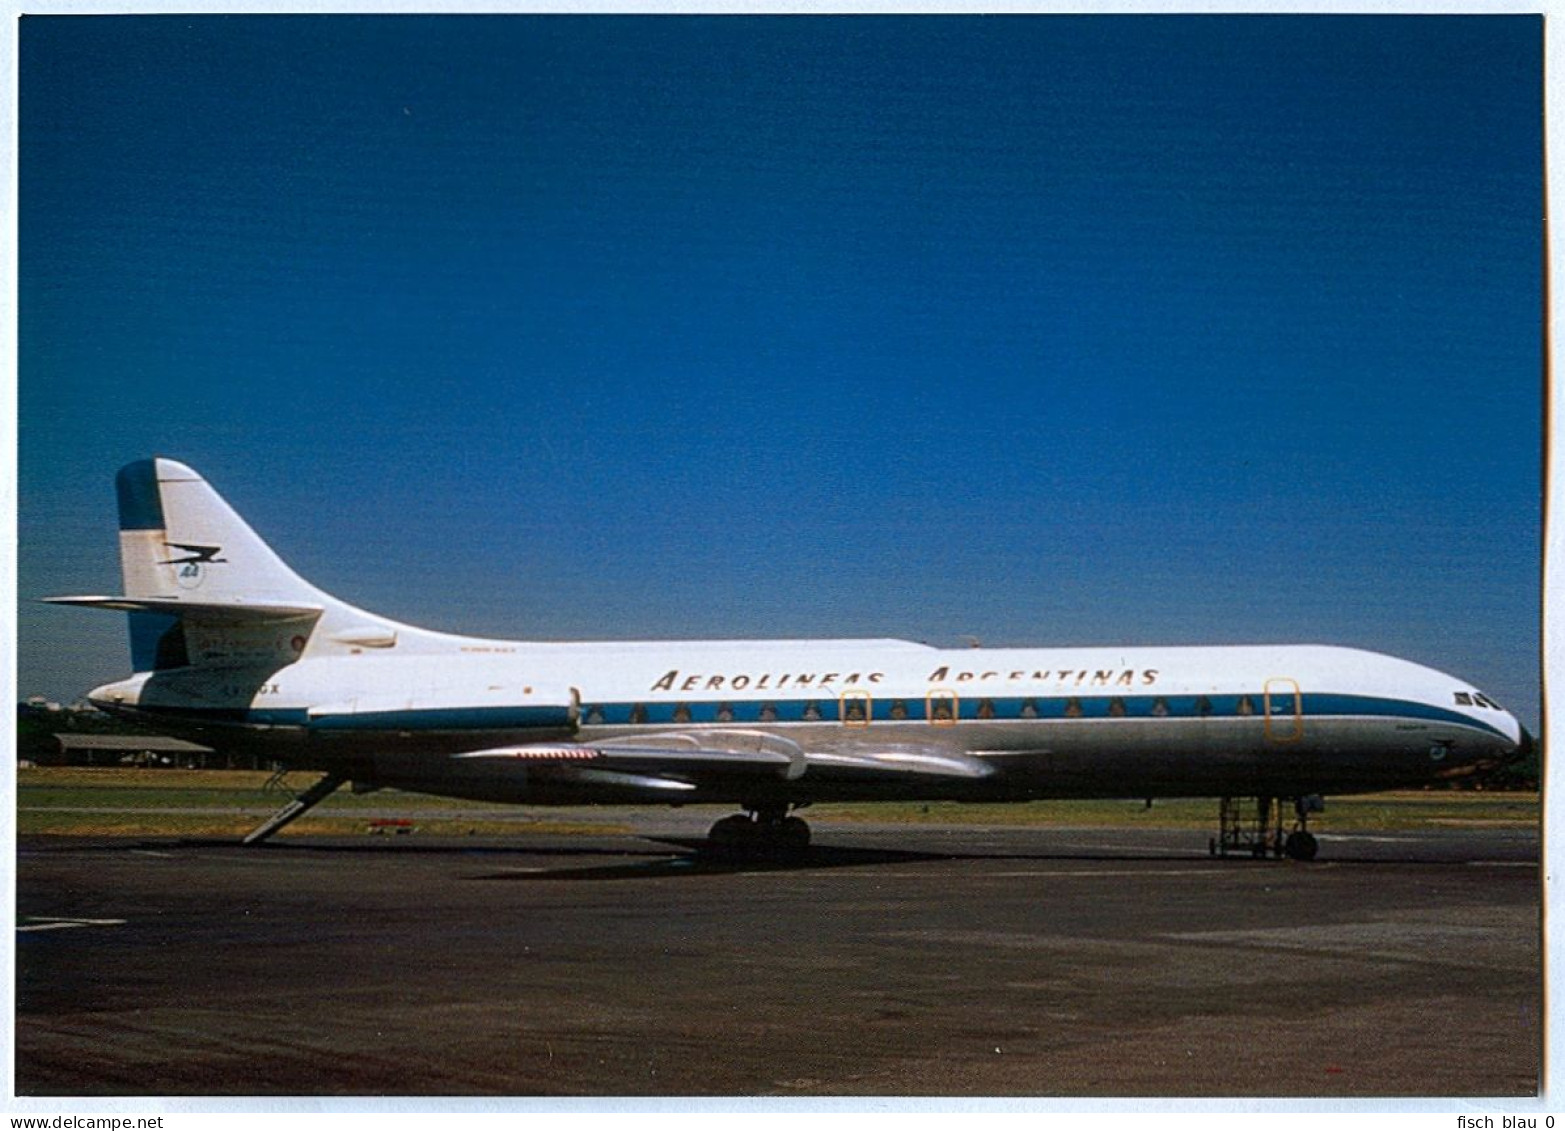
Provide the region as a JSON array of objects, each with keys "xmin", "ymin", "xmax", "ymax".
[
  {"xmin": 308, "ymin": 705, "xmax": 575, "ymax": 731},
  {"xmin": 115, "ymin": 460, "xmax": 164, "ymax": 531},
  {"xmin": 1302, "ymin": 693, "xmax": 1506, "ymax": 735},
  {"xmin": 575, "ymin": 692, "xmax": 1511, "ymax": 738},
  {"xmin": 134, "ymin": 691, "xmax": 1510, "ymax": 741}
]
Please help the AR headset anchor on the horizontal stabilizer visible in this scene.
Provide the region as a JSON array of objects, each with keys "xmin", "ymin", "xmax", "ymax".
[{"xmin": 44, "ymin": 595, "xmax": 324, "ymax": 623}]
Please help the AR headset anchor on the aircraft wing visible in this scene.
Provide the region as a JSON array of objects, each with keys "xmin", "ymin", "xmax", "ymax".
[{"xmin": 454, "ymin": 729, "xmax": 996, "ymax": 796}]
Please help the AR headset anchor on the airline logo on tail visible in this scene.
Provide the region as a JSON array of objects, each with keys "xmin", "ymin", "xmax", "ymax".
[
  {"xmin": 159, "ymin": 543, "xmax": 227, "ymax": 565},
  {"xmin": 159, "ymin": 542, "xmax": 226, "ymax": 590}
]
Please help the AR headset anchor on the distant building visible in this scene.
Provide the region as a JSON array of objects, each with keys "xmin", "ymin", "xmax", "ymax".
[{"xmin": 49, "ymin": 734, "xmax": 270, "ymax": 770}]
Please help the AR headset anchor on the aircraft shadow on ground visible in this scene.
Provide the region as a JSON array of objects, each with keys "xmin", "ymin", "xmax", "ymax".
[
  {"xmin": 463, "ymin": 839, "xmax": 980, "ymax": 880},
  {"xmin": 150, "ymin": 835, "xmax": 1225, "ymax": 876},
  {"xmin": 55, "ymin": 835, "xmax": 1516, "ymax": 877},
  {"xmin": 167, "ymin": 835, "xmax": 1520, "ymax": 877}
]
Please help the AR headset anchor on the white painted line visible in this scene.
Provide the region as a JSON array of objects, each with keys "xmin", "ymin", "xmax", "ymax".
[
  {"xmin": 791, "ymin": 868, "xmax": 1229, "ymax": 879},
  {"xmin": 18, "ymin": 917, "xmax": 128, "ymax": 933},
  {"xmin": 989, "ymin": 869, "xmax": 1228, "ymax": 878},
  {"xmin": 1467, "ymin": 860, "xmax": 1537, "ymax": 867}
]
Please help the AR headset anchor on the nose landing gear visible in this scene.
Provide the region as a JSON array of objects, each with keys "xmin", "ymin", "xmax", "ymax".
[
  {"xmin": 1283, "ymin": 827, "xmax": 1318, "ymax": 861},
  {"xmin": 1209, "ymin": 795, "xmax": 1323, "ymax": 861}
]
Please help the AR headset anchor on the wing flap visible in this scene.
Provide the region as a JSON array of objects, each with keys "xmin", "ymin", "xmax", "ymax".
[
  {"xmin": 803, "ymin": 747, "xmax": 996, "ymax": 780},
  {"xmin": 454, "ymin": 734, "xmax": 994, "ymax": 788},
  {"xmin": 456, "ymin": 738, "xmax": 799, "ymax": 776}
]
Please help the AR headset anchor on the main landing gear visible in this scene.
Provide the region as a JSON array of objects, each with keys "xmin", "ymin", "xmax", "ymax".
[
  {"xmin": 706, "ymin": 804, "xmax": 811, "ymax": 860},
  {"xmin": 1209, "ymin": 795, "xmax": 1322, "ymax": 861}
]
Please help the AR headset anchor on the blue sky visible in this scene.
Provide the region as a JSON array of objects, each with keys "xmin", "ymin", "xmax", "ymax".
[{"xmin": 17, "ymin": 16, "xmax": 1543, "ymax": 728}]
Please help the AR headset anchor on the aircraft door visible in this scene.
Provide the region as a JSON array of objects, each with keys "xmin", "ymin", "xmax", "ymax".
[{"xmin": 1263, "ymin": 678, "xmax": 1302, "ymax": 743}]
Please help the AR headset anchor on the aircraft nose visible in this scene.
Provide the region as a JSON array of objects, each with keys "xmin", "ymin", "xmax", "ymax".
[{"xmin": 1511, "ymin": 723, "xmax": 1534, "ymax": 765}]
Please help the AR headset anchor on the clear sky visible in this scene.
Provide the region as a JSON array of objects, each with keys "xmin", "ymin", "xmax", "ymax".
[{"xmin": 17, "ymin": 15, "xmax": 1544, "ymax": 729}]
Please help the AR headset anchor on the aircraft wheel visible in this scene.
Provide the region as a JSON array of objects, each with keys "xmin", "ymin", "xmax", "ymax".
[
  {"xmin": 1284, "ymin": 830, "xmax": 1318, "ymax": 861},
  {"xmin": 777, "ymin": 816, "xmax": 811, "ymax": 851},
  {"xmin": 709, "ymin": 814, "xmax": 755, "ymax": 851}
]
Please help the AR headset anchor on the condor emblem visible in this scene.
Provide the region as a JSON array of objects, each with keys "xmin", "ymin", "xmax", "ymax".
[{"xmin": 161, "ymin": 543, "xmax": 226, "ymax": 590}]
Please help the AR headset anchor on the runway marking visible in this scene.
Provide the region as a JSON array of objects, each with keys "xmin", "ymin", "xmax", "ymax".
[
  {"xmin": 1054, "ymin": 842, "xmax": 1192, "ymax": 855},
  {"xmin": 798, "ymin": 868, "xmax": 1229, "ymax": 879},
  {"xmin": 1468, "ymin": 861, "xmax": 1536, "ymax": 868},
  {"xmin": 18, "ymin": 917, "xmax": 128, "ymax": 933},
  {"xmin": 988, "ymin": 868, "xmax": 1227, "ymax": 878}
]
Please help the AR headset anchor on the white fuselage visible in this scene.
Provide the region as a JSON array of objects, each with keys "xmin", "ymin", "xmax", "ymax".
[{"xmin": 93, "ymin": 634, "xmax": 1525, "ymax": 805}]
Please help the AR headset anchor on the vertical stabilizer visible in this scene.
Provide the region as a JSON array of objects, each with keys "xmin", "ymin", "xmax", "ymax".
[
  {"xmin": 115, "ymin": 458, "xmax": 325, "ymax": 606},
  {"xmin": 110, "ymin": 459, "xmax": 335, "ymax": 671}
]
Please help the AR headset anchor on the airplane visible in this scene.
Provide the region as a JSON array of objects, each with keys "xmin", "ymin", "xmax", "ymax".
[{"xmin": 46, "ymin": 457, "xmax": 1532, "ymax": 861}]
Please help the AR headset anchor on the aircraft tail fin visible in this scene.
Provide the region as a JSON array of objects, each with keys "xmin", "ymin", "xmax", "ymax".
[
  {"xmin": 113, "ymin": 458, "xmax": 323, "ymax": 606},
  {"xmin": 59, "ymin": 458, "xmax": 343, "ymax": 672}
]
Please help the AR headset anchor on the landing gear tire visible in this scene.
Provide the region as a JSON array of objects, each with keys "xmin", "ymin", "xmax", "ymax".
[
  {"xmin": 778, "ymin": 816, "xmax": 811, "ymax": 851},
  {"xmin": 1284, "ymin": 830, "xmax": 1318, "ymax": 861},
  {"xmin": 705, "ymin": 810, "xmax": 811, "ymax": 860},
  {"xmin": 708, "ymin": 814, "xmax": 755, "ymax": 855}
]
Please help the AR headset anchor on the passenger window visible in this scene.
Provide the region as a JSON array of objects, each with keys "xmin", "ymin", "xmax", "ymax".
[
  {"xmin": 585, "ymin": 706, "xmax": 605, "ymax": 725},
  {"xmin": 977, "ymin": 699, "xmax": 996, "ymax": 720},
  {"xmin": 759, "ymin": 704, "xmax": 778, "ymax": 722},
  {"xmin": 716, "ymin": 703, "xmax": 734, "ymax": 722},
  {"xmin": 1236, "ymin": 696, "xmax": 1254, "ymax": 716},
  {"xmin": 1065, "ymin": 698, "xmax": 1083, "ymax": 719},
  {"xmin": 672, "ymin": 704, "xmax": 692, "ymax": 723},
  {"xmin": 629, "ymin": 704, "xmax": 648, "ymax": 724},
  {"xmin": 1108, "ymin": 698, "xmax": 1126, "ymax": 717},
  {"xmin": 889, "ymin": 700, "xmax": 909, "ymax": 720},
  {"xmin": 1152, "ymin": 698, "xmax": 1169, "ymax": 717},
  {"xmin": 802, "ymin": 702, "xmax": 822, "ymax": 721},
  {"xmin": 1196, "ymin": 696, "xmax": 1212, "ymax": 717},
  {"xmin": 1020, "ymin": 699, "xmax": 1038, "ymax": 719}
]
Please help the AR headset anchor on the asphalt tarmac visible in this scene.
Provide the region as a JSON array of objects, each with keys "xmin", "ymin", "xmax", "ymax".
[{"xmin": 14, "ymin": 819, "xmax": 1541, "ymax": 1099}]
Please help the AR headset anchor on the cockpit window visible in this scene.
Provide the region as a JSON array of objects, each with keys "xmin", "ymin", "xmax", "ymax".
[{"xmin": 1457, "ymin": 690, "xmax": 1504, "ymax": 711}]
